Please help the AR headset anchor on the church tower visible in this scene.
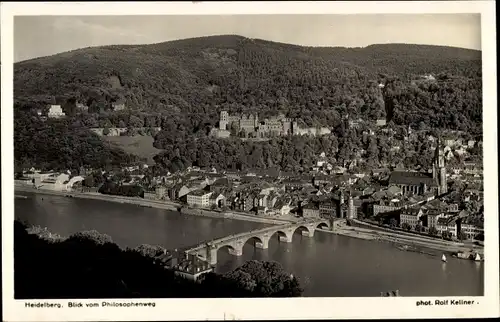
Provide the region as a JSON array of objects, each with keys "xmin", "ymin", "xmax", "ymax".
[
  {"xmin": 432, "ymin": 137, "xmax": 447, "ymax": 195},
  {"xmin": 347, "ymin": 191, "xmax": 355, "ymax": 220}
]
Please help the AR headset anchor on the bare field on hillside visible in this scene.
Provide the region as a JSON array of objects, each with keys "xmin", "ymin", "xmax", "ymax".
[{"xmin": 101, "ymin": 136, "xmax": 162, "ymax": 165}]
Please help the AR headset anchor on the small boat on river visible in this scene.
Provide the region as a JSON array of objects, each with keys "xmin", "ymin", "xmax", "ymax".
[
  {"xmin": 474, "ymin": 253, "xmax": 481, "ymax": 262},
  {"xmin": 441, "ymin": 254, "xmax": 447, "ymax": 262}
]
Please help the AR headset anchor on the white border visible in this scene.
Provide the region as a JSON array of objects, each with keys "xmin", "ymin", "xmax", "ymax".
[{"xmin": 1, "ymin": 1, "xmax": 498, "ymax": 321}]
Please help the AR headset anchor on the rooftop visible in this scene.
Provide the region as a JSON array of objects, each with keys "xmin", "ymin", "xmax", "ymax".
[
  {"xmin": 401, "ymin": 207, "xmax": 421, "ymax": 216},
  {"xmin": 189, "ymin": 190, "xmax": 212, "ymax": 197},
  {"xmin": 388, "ymin": 171, "xmax": 437, "ymax": 186}
]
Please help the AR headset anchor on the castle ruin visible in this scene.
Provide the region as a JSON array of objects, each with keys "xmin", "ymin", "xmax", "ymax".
[{"xmin": 215, "ymin": 111, "xmax": 300, "ymax": 139}]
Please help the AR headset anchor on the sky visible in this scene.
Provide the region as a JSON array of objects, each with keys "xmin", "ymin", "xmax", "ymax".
[{"xmin": 13, "ymin": 14, "xmax": 481, "ymax": 62}]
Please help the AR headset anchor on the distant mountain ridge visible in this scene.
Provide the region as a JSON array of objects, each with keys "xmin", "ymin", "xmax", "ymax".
[
  {"xmin": 14, "ymin": 34, "xmax": 481, "ymax": 129},
  {"xmin": 16, "ymin": 35, "xmax": 481, "ymax": 65},
  {"xmin": 13, "ymin": 35, "xmax": 483, "ymax": 173}
]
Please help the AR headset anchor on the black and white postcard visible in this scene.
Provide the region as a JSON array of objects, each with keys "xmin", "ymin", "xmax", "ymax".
[{"xmin": 2, "ymin": 1, "xmax": 498, "ymax": 321}]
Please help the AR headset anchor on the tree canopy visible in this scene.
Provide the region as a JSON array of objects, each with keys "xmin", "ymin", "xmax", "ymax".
[{"xmin": 14, "ymin": 35, "xmax": 482, "ymax": 171}]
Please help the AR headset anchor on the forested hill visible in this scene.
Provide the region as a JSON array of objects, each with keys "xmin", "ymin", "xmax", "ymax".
[{"xmin": 15, "ymin": 35, "xmax": 482, "ymax": 132}]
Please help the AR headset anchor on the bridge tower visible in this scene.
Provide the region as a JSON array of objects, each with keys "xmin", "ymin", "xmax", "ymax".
[{"xmin": 205, "ymin": 243, "xmax": 218, "ymax": 266}]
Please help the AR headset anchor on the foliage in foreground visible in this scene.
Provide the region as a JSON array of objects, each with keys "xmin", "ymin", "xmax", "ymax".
[{"xmin": 14, "ymin": 220, "xmax": 303, "ymax": 299}]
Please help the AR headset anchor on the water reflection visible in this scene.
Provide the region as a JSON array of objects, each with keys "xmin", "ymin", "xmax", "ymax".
[{"xmin": 15, "ymin": 193, "xmax": 484, "ymax": 297}]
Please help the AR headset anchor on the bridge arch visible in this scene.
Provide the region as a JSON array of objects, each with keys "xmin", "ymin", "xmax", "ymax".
[
  {"xmin": 269, "ymin": 229, "xmax": 294, "ymax": 243},
  {"xmin": 242, "ymin": 235, "xmax": 265, "ymax": 247},
  {"xmin": 217, "ymin": 244, "xmax": 236, "ymax": 254},
  {"xmin": 316, "ymin": 221, "xmax": 330, "ymax": 230},
  {"xmin": 294, "ymin": 225, "xmax": 315, "ymax": 237}
]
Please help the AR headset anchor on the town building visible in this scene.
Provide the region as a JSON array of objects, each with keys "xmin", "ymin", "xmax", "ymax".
[
  {"xmin": 169, "ymin": 183, "xmax": 197, "ymax": 201},
  {"xmin": 273, "ymin": 197, "xmax": 292, "ymax": 216},
  {"xmin": 347, "ymin": 195, "xmax": 356, "ymax": 219},
  {"xmin": 388, "ymin": 138, "xmax": 447, "ymax": 196},
  {"xmin": 33, "ymin": 173, "xmax": 70, "ymax": 191},
  {"xmin": 436, "ymin": 217, "xmax": 457, "ymax": 237},
  {"xmin": 422, "ymin": 209, "xmax": 447, "ymax": 229},
  {"xmin": 172, "ymin": 253, "xmax": 213, "ymax": 282},
  {"xmin": 432, "ymin": 138, "xmax": 448, "ymax": 195},
  {"xmin": 319, "ymin": 199, "xmax": 343, "ymax": 218},
  {"xmin": 302, "ymin": 203, "xmax": 320, "ymax": 218},
  {"xmin": 187, "ymin": 190, "xmax": 213, "ymax": 208},
  {"xmin": 371, "ymin": 199, "xmax": 402, "ymax": 216},
  {"xmin": 112, "ymin": 102, "xmax": 126, "ymax": 111},
  {"xmin": 399, "ymin": 207, "xmax": 423, "ymax": 227},
  {"xmin": 156, "ymin": 185, "xmax": 167, "ymax": 200},
  {"xmin": 209, "ymin": 193, "xmax": 226, "ymax": 208},
  {"xmin": 209, "ymin": 178, "xmax": 232, "ymax": 191},
  {"xmin": 47, "ymin": 105, "xmax": 66, "ymax": 118},
  {"xmin": 144, "ymin": 191, "xmax": 156, "ymax": 200},
  {"xmin": 460, "ymin": 222, "xmax": 484, "ymax": 240}
]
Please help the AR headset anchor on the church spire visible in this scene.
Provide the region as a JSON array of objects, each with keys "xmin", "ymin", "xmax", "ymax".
[{"xmin": 433, "ymin": 136, "xmax": 447, "ymax": 195}]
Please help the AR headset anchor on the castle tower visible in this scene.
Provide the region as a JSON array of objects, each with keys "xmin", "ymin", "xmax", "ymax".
[
  {"xmin": 220, "ymin": 111, "xmax": 228, "ymax": 130},
  {"xmin": 292, "ymin": 121, "xmax": 298, "ymax": 135},
  {"xmin": 433, "ymin": 137, "xmax": 447, "ymax": 195}
]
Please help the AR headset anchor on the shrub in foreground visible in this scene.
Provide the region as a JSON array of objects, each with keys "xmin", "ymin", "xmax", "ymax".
[{"xmin": 14, "ymin": 220, "xmax": 303, "ymax": 299}]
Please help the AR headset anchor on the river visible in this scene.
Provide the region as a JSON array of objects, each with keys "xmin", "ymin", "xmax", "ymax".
[{"xmin": 14, "ymin": 192, "xmax": 484, "ymax": 297}]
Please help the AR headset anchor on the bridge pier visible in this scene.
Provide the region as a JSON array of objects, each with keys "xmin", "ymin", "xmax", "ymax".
[
  {"xmin": 255, "ymin": 239, "xmax": 269, "ymax": 249},
  {"xmin": 279, "ymin": 235, "xmax": 292, "ymax": 243},
  {"xmin": 228, "ymin": 247, "xmax": 243, "ymax": 256},
  {"xmin": 301, "ymin": 229, "xmax": 315, "ymax": 237},
  {"xmin": 207, "ymin": 248, "xmax": 218, "ymax": 266}
]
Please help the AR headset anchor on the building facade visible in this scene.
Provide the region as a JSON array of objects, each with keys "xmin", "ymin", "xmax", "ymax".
[
  {"xmin": 388, "ymin": 138, "xmax": 447, "ymax": 196},
  {"xmin": 47, "ymin": 105, "xmax": 66, "ymax": 118},
  {"xmin": 400, "ymin": 207, "xmax": 423, "ymax": 227},
  {"xmin": 187, "ymin": 190, "xmax": 213, "ymax": 208},
  {"xmin": 218, "ymin": 111, "xmax": 297, "ymax": 137},
  {"xmin": 302, "ymin": 204, "xmax": 320, "ymax": 218},
  {"xmin": 432, "ymin": 138, "xmax": 448, "ymax": 195}
]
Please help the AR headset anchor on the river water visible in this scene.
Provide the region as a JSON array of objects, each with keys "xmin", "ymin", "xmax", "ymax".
[{"xmin": 14, "ymin": 192, "xmax": 484, "ymax": 297}]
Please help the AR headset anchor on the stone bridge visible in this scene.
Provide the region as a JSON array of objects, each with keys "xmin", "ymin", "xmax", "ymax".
[{"xmin": 184, "ymin": 219, "xmax": 331, "ymax": 265}]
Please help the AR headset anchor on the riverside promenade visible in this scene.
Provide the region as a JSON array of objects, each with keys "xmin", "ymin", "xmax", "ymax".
[
  {"xmin": 324, "ymin": 219, "xmax": 484, "ymax": 256},
  {"xmin": 14, "ymin": 183, "xmax": 295, "ymax": 225}
]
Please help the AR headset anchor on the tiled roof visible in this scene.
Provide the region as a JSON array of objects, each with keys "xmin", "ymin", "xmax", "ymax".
[
  {"xmin": 303, "ymin": 203, "xmax": 319, "ymax": 210},
  {"xmin": 401, "ymin": 207, "xmax": 421, "ymax": 216},
  {"xmin": 389, "ymin": 171, "xmax": 437, "ymax": 186},
  {"xmin": 189, "ymin": 189, "xmax": 211, "ymax": 196},
  {"xmin": 212, "ymin": 178, "xmax": 230, "ymax": 186}
]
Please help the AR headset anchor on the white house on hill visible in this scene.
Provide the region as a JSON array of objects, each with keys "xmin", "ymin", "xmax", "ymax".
[{"xmin": 48, "ymin": 105, "xmax": 66, "ymax": 118}]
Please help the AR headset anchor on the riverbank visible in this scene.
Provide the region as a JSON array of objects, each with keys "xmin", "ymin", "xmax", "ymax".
[
  {"xmin": 320, "ymin": 220, "xmax": 484, "ymax": 259},
  {"xmin": 180, "ymin": 207, "xmax": 295, "ymax": 225},
  {"xmin": 14, "ymin": 184, "xmax": 483, "ymax": 258},
  {"xmin": 14, "ymin": 183, "xmax": 295, "ymax": 225}
]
